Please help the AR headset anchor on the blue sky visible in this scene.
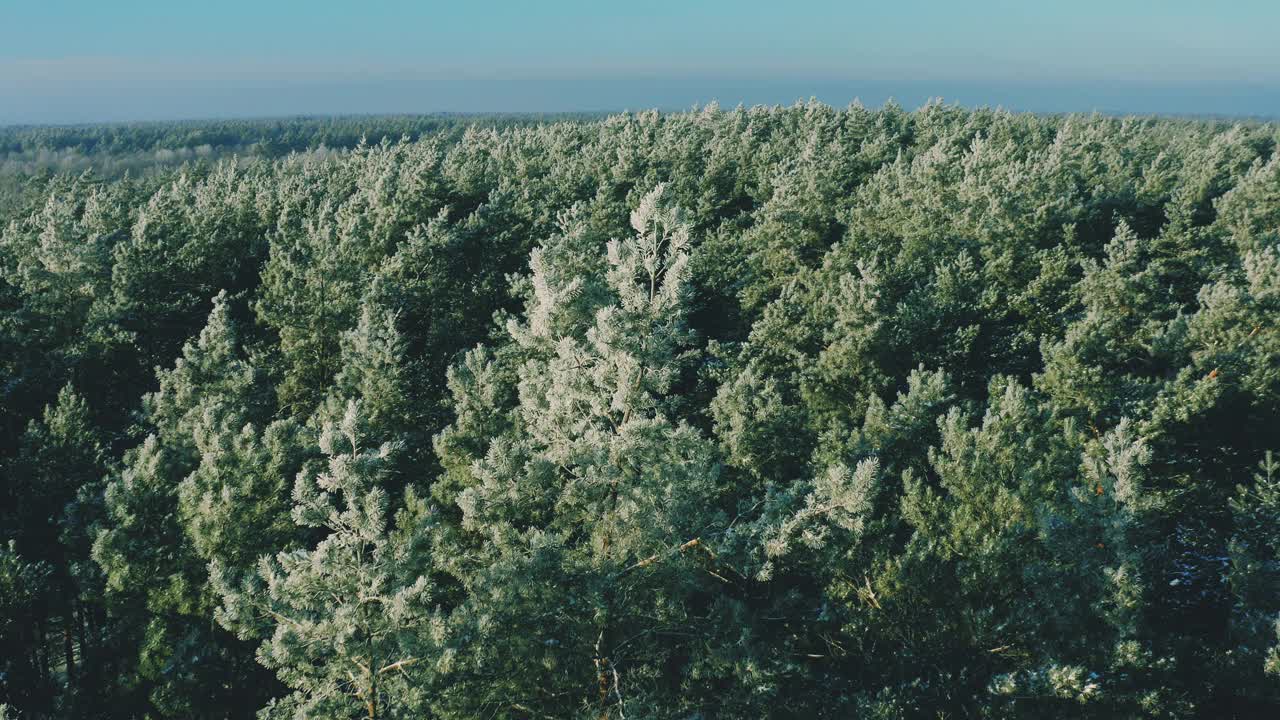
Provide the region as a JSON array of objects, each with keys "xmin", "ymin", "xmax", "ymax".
[{"xmin": 2, "ymin": 0, "xmax": 1278, "ymax": 123}]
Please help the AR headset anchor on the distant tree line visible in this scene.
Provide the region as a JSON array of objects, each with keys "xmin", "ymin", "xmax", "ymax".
[
  {"xmin": 1, "ymin": 102, "xmax": 1279, "ymax": 718},
  {"xmin": 0, "ymin": 114, "xmax": 600, "ymax": 217}
]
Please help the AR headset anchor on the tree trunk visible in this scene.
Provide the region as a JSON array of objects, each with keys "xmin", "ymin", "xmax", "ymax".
[
  {"xmin": 36, "ymin": 617, "xmax": 51, "ymax": 678},
  {"xmin": 65, "ymin": 613, "xmax": 76, "ymax": 683},
  {"xmin": 77, "ymin": 602, "xmax": 89, "ymax": 669}
]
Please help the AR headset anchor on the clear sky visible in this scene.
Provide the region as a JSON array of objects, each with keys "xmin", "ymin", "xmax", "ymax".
[{"xmin": 2, "ymin": 0, "xmax": 1278, "ymax": 124}]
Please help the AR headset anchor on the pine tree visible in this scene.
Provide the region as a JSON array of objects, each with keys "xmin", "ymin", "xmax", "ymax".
[
  {"xmin": 255, "ymin": 139, "xmax": 449, "ymax": 414},
  {"xmin": 311, "ymin": 302, "xmax": 412, "ymax": 453},
  {"xmin": 93, "ymin": 291, "xmax": 281, "ymax": 718},
  {"xmin": 434, "ymin": 185, "xmax": 731, "ymax": 717},
  {"xmin": 3, "ymin": 385, "xmax": 109, "ymax": 711},
  {"xmin": 1230, "ymin": 452, "xmax": 1280, "ymax": 689},
  {"xmin": 215, "ymin": 402, "xmax": 439, "ymax": 720},
  {"xmin": 0, "ymin": 541, "xmax": 54, "ymax": 713},
  {"xmin": 212, "ymin": 295, "xmax": 438, "ymax": 718}
]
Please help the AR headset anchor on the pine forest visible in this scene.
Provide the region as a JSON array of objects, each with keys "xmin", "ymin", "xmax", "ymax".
[{"xmin": 2, "ymin": 103, "xmax": 1280, "ymax": 718}]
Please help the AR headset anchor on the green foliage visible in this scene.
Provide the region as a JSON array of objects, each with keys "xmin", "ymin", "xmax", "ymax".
[
  {"xmin": 93, "ymin": 293, "xmax": 286, "ymax": 718},
  {"xmin": 215, "ymin": 403, "xmax": 439, "ymax": 720},
  {"xmin": 431, "ymin": 185, "xmax": 734, "ymax": 718},
  {"xmin": 1230, "ymin": 453, "xmax": 1280, "ymax": 687},
  {"xmin": 2, "ymin": 105, "xmax": 1279, "ymax": 718},
  {"xmin": 0, "ymin": 541, "xmax": 55, "ymax": 712}
]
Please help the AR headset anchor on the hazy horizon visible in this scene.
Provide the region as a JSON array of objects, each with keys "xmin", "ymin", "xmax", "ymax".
[{"xmin": 4, "ymin": 0, "xmax": 1279, "ymax": 124}]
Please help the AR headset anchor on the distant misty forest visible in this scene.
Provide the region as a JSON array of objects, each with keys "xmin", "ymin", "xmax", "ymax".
[
  {"xmin": 0, "ymin": 113, "xmax": 599, "ymax": 186},
  {"xmin": 2, "ymin": 103, "xmax": 1280, "ymax": 719}
]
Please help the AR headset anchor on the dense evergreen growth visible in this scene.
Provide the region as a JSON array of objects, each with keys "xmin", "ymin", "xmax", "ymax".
[
  {"xmin": 0, "ymin": 113, "xmax": 592, "ymax": 178},
  {"xmin": 1, "ymin": 102, "xmax": 1279, "ymax": 718}
]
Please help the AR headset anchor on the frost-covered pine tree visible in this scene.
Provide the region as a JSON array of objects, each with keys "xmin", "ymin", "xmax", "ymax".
[
  {"xmin": 215, "ymin": 401, "xmax": 439, "ymax": 720},
  {"xmin": 93, "ymin": 290, "xmax": 280, "ymax": 719},
  {"xmin": 3, "ymin": 384, "xmax": 107, "ymax": 705},
  {"xmin": 438, "ymin": 185, "xmax": 726, "ymax": 718},
  {"xmin": 214, "ymin": 297, "xmax": 437, "ymax": 719},
  {"xmin": 1230, "ymin": 452, "xmax": 1280, "ymax": 683},
  {"xmin": 310, "ymin": 300, "xmax": 412, "ymax": 449}
]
